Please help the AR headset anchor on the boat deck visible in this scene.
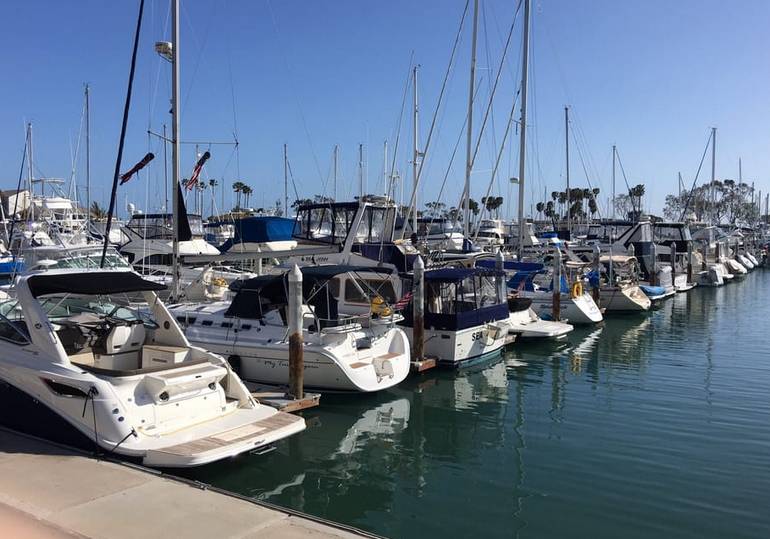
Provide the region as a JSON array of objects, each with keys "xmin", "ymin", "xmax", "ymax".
[
  {"xmin": 0, "ymin": 428, "xmax": 378, "ymax": 539},
  {"xmin": 152, "ymin": 411, "xmax": 301, "ymax": 458}
]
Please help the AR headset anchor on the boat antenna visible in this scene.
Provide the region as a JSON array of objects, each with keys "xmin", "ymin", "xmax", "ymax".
[{"xmin": 100, "ymin": 0, "xmax": 146, "ymax": 268}]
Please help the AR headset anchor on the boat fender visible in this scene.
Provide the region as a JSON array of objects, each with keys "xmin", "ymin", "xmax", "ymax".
[
  {"xmin": 570, "ymin": 281, "xmax": 583, "ymax": 299},
  {"xmin": 371, "ymin": 296, "xmax": 393, "ymax": 318}
]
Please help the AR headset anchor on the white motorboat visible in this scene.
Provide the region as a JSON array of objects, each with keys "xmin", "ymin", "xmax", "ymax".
[
  {"xmin": 598, "ymin": 255, "xmax": 651, "ymax": 312},
  {"xmin": 505, "ymin": 296, "xmax": 573, "ymax": 339},
  {"xmin": 169, "ymin": 265, "xmax": 411, "ymax": 392},
  {"xmin": 0, "ymin": 268, "xmax": 304, "ymax": 467},
  {"xmin": 399, "ymin": 266, "xmax": 516, "ymax": 367}
]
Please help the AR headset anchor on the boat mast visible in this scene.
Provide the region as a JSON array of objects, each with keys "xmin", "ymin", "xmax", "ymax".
[
  {"xmin": 710, "ymin": 126, "xmax": 716, "ymax": 224},
  {"xmin": 333, "ymin": 144, "xmax": 339, "ymax": 201},
  {"xmin": 171, "ymin": 0, "xmax": 181, "ymax": 299},
  {"xmin": 359, "ymin": 143, "xmax": 364, "ymax": 199},
  {"xmin": 412, "ymin": 65, "xmax": 419, "ymax": 234},
  {"xmin": 26, "ymin": 123, "xmax": 35, "ymax": 220},
  {"xmin": 382, "ymin": 140, "xmax": 388, "ymax": 198},
  {"xmin": 516, "ymin": 0, "xmax": 530, "ymax": 258},
  {"xmin": 283, "ymin": 143, "xmax": 288, "ymax": 215},
  {"xmin": 564, "ymin": 106, "xmax": 570, "ymax": 237},
  {"xmin": 464, "ymin": 0, "xmax": 479, "ymax": 238},
  {"xmin": 611, "ymin": 144, "xmax": 616, "ymax": 219},
  {"xmin": 85, "ymin": 84, "xmax": 91, "ymax": 221}
]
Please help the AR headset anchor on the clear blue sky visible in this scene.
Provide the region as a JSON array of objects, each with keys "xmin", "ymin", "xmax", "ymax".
[{"xmin": 1, "ymin": 0, "xmax": 768, "ymax": 218}]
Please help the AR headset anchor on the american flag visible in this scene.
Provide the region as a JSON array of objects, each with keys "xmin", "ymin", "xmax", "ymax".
[
  {"xmin": 186, "ymin": 151, "xmax": 211, "ymax": 190},
  {"xmin": 394, "ymin": 291, "xmax": 414, "ymax": 311},
  {"xmin": 119, "ymin": 153, "xmax": 155, "ymax": 185}
]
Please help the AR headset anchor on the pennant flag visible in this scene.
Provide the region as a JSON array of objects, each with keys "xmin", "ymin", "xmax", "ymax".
[
  {"xmin": 186, "ymin": 151, "xmax": 211, "ymax": 190},
  {"xmin": 119, "ymin": 153, "xmax": 155, "ymax": 185}
]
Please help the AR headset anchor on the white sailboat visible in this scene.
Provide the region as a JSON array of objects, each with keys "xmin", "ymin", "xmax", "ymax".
[{"xmin": 169, "ymin": 265, "xmax": 411, "ymax": 392}]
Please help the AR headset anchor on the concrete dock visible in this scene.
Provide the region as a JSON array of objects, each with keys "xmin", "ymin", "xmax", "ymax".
[{"xmin": 0, "ymin": 428, "xmax": 378, "ymax": 539}]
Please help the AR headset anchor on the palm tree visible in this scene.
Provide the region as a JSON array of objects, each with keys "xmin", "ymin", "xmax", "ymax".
[
  {"xmin": 232, "ymin": 181, "xmax": 245, "ymax": 210},
  {"xmin": 90, "ymin": 201, "xmax": 107, "ymax": 220},
  {"xmin": 242, "ymin": 185, "xmax": 253, "ymax": 209}
]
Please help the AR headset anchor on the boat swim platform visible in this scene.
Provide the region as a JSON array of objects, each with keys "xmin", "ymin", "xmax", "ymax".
[
  {"xmin": 0, "ymin": 428, "xmax": 379, "ymax": 539},
  {"xmin": 245, "ymin": 382, "xmax": 321, "ymax": 412}
]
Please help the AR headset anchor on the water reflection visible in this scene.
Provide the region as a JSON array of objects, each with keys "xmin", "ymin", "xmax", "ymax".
[{"xmin": 180, "ymin": 272, "xmax": 770, "ymax": 539}]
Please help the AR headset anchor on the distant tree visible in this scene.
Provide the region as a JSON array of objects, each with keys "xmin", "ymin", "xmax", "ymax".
[{"xmin": 90, "ymin": 201, "xmax": 107, "ymax": 220}]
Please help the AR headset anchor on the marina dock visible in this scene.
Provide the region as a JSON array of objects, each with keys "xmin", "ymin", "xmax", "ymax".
[{"xmin": 0, "ymin": 428, "xmax": 378, "ymax": 539}]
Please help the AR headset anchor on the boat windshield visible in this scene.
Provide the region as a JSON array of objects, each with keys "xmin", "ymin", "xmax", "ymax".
[
  {"xmin": 37, "ymin": 295, "xmax": 158, "ymax": 328},
  {"xmin": 127, "ymin": 214, "xmax": 204, "ymax": 239}
]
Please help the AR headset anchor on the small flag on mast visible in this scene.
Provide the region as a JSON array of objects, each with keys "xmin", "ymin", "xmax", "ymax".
[
  {"xmin": 119, "ymin": 153, "xmax": 155, "ymax": 185},
  {"xmin": 186, "ymin": 151, "xmax": 211, "ymax": 190}
]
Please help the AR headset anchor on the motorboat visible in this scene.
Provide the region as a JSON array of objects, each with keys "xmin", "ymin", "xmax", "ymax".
[
  {"xmin": 398, "ymin": 266, "xmax": 516, "ymax": 367},
  {"xmin": 597, "ymin": 255, "xmax": 651, "ymax": 312},
  {"xmin": 0, "ymin": 268, "xmax": 304, "ymax": 467},
  {"xmin": 476, "ymin": 258, "xmax": 603, "ymax": 325},
  {"xmin": 169, "ymin": 265, "xmax": 411, "ymax": 393}
]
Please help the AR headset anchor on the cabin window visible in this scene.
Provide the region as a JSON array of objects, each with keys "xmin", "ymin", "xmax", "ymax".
[
  {"xmin": 344, "ymin": 278, "xmax": 397, "ymax": 305},
  {"xmin": 0, "ymin": 312, "xmax": 29, "ymax": 345},
  {"xmin": 136, "ymin": 254, "xmax": 173, "ymax": 266}
]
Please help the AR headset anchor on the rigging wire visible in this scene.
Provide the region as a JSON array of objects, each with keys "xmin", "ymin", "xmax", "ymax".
[
  {"xmin": 679, "ymin": 130, "xmax": 715, "ymax": 221},
  {"xmin": 265, "ymin": 0, "xmax": 326, "ymax": 187},
  {"xmin": 400, "ymin": 0, "xmax": 470, "ymax": 233}
]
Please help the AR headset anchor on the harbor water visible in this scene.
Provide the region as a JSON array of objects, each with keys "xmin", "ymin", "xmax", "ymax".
[{"xmin": 183, "ymin": 270, "xmax": 770, "ymax": 539}]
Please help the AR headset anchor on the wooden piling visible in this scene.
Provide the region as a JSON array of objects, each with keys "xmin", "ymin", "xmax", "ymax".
[
  {"xmin": 591, "ymin": 243, "xmax": 601, "ymax": 304},
  {"xmin": 670, "ymin": 241, "xmax": 677, "ymax": 279},
  {"xmin": 412, "ymin": 255, "xmax": 425, "ymax": 365},
  {"xmin": 288, "ymin": 264, "xmax": 304, "ymax": 400},
  {"xmin": 552, "ymin": 246, "xmax": 562, "ymax": 321},
  {"xmin": 650, "ymin": 242, "xmax": 658, "ymax": 286},
  {"xmin": 687, "ymin": 241, "xmax": 693, "ymax": 283}
]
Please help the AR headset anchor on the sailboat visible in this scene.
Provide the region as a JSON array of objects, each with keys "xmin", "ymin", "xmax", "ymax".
[{"xmin": 167, "ymin": 265, "xmax": 411, "ymax": 392}]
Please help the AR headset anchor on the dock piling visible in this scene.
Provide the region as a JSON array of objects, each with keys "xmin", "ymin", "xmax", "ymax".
[
  {"xmin": 591, "ymin": 243, "xmax": 601, "ymax": 304},
  {"xmin": 552, "ymin": 246, "xmax": 562, "ymax": 321},
  {"xmin": 670, "ymin": 242, "xmax": 677, "ymax": 280},
  {"xmin": 496, "ymin": 249, "xmax": 507, "ymax": 300},
  {"xmin": 687, "ymin": 241, "xmax": 693, "ymax": 283},
  {"xmin": 288, "ymin": 264, "xmax": 304, "ymax": 400},
  {"xmin": 412, "ymin": 256, "xmax": 426, "ymax": 366}
]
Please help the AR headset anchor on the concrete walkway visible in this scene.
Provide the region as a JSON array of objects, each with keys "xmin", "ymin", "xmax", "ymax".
[{"xmin": 0, "ymin": 429, "xmax": 377, "ymax": 539}]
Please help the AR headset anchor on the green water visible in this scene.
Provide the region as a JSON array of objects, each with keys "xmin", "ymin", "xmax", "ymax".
[{"xmin": 184, "ymin": 270, "xmax": 770, "ymax": 539}]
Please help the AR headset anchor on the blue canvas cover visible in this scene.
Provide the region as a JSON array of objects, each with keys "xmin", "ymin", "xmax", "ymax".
[{"xmin": 219, "ymin": 217, "xmax": 294, "ymax": 252}]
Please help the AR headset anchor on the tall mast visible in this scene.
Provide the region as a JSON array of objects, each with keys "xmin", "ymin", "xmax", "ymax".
[
  {"xmin": 464, "ymin": 0, "xmax": 479, "ymax": 238},
  {"xmin": 382, "ymin": 140, "xmax": 388, "ymax": 197},
  {"xmin": 171, "ymin": 0, "xmax": 181, "ymax": 300},
  {"xmin": 283, "ymin": 143, "xmax": 288, "ymax": 215},
  {"xmin": 85, "ymin": 84, "xmax": 91, "ymax": 220},
  {"xmin": 516, "ymin": 0, "xmax": 530, "ymax": 257},
  {"xmin": 359, "ymin": 143, "xmax": 364, "ymax": 198},
  {"xmin": 564, "ymin": 106, "xmax": 570, "ymax": 236},
  {"xmin": 162, "ymin": 124, "xmax": 169, "ymax": 211},
  {"xmin": 412, "ymin": 65, "xmax": 419, "ymax": 233},
  {"xmin": 678, "ymin": 171, "xmax": 682, "ymax": 198},
  {"xmin": 26, "ymin": 123, "xmax": 34, "ymax": 220},
  {"xmin": 710, "ymin": 126, "xmax": 716, "ymax": 223},
  {"xmin": 27, "ymin": 123, "xmax": 34, "ymax": 194},
  {"xmin": 333, "ymin": 144, "xmax": 339, "ymax": 201},
  {"xmin": 611, "ymin": 144, "xmax": 616, "ymax": 219}
]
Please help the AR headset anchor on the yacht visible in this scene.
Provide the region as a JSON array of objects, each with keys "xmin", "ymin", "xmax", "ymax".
[
  {"xmin": 0, "ymin": 268, "xmax": 305, "ymax": 467},
  {"xmin": 168, "ymin": 265, "xmax": 411, "ymax": 392}
]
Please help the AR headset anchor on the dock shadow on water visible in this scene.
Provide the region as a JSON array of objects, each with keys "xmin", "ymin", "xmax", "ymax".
[{"xmin": 180, "ymin": 271, "xmax": 770, "ymax": 539}]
